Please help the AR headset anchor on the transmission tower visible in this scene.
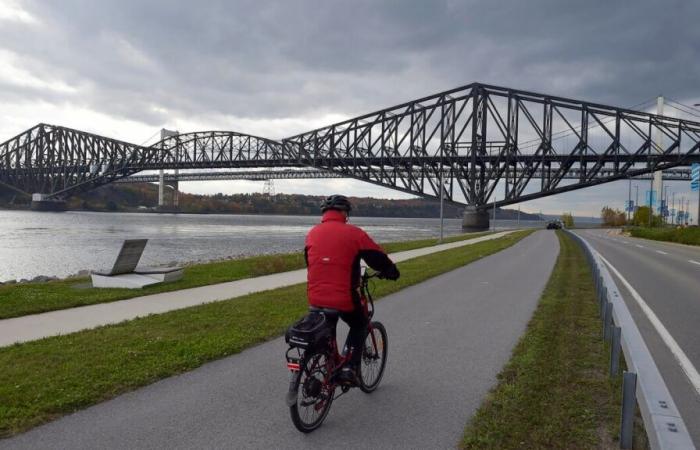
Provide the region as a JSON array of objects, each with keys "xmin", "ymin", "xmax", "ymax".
[{"xmin": 263, "ymin": 179, "xmax": 275, "ymax": 198}]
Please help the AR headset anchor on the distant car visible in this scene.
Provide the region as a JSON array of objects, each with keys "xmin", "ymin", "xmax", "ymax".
[{"xmin": 546, "ymin": 220, "xmax": 562, "ymax": 230}]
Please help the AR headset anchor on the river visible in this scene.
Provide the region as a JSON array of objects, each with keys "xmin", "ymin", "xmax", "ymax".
[{"xmin": 0, "ymin": 210, "xmax": 548, "ymax": 282}]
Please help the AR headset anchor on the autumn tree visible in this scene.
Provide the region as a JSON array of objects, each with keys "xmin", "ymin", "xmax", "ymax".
[{"xmin": 600, "ymin": 206, "xmax": 627, "ymax": 227}]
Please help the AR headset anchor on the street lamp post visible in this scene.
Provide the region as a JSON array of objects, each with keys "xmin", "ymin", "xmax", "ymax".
[
  {"xmin": 695, "ymin": 104, "xmax": 700, "ymax": 225},
  {"xmin": 627, "ymin": 177, "xmax": 632, "ymax": 222},
  {"xmin": 672, "ymin": 192, "xmax": 676, "ymax": 225}
]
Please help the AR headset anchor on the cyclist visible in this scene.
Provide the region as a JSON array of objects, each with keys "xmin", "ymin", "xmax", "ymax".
[{"xmin": 305, "ymin": 194, "xmax": 400, "ymax": 385}]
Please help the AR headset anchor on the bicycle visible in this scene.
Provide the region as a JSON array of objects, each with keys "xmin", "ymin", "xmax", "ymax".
[{"xmin": 284, "ymin": 269, "xmax": 389, "ymax": 433}]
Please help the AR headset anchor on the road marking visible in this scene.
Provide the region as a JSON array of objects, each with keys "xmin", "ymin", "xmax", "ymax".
[
  {"xmin": 656, "ymin": 250, "xmax": 668, "ymax": 255},
  {"xmin": 599, "ymin": 254, "xmax": 700, "ymax": 396},
  {"xmin": 689, "ymin": 260, "xmax": 700, "ymax": 267},
  {"xmin": 635, "ymin": 244, "xmax": 645, "ymax": 248}
]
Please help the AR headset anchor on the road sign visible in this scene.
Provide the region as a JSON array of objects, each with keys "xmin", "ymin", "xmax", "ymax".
[
  {"xmin": 692, "ymin": 164, "xmax": 700, "ymax": 192},
  {"xmin": 646, "ymin": 190, "xmax": 657, "ymax": 206},
  {"xmin": 625, "ymin": 200, "xmax": 635, "ymax": 212}
]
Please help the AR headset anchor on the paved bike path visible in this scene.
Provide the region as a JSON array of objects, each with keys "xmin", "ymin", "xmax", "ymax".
[
  {"xmin": 0, "ymin": 231, "xmax": 513, "ymax": 347},
  {"xmin": 0, "ymin": 231, "xmax": 558, "ymax": 450}
]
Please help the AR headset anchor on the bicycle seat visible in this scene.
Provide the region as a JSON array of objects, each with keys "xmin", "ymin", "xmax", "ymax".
[{"xmin": 309, "ymin": 307, "xmax": 341, "ymax": 319}]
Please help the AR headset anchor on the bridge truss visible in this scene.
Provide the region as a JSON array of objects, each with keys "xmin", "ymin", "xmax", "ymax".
[
  {"xmin": 2, "ymin": 83, "xmax": 700, "ymax": 209},
  {"xmin": 116, "ymin": 167, "xmax": 693, "ymax": 185}
]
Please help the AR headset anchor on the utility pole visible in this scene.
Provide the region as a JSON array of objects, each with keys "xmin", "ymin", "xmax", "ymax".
[
  {"xmin": 627, "ymin": 177, "xmax": 632, "ymax": 222},
  {"xmin": 672, "ymin": 191, "xmax": 676, "ymax": 225},
  {"xmin": 517, "ymin": 204, "xmax": 521, "ymax": 228},
  {"xmin": 660, "ymin": 183, "xmax": 665, "ymax": 225},
  {"xmin": 652, "ymin": 96, "xmax": 664, "ymax": 220},
  {"xmin": 491, "ymin": 193, "xmax": 497, "ymax": 232},
  {"xmin": 634, "ymin": 185, "xmax": 639, "ymax": 224},
  {"xmin": 648, "ymin": 176, "xmax": 654, "ymax": 227},
  {"xmin": 681, "ymin": 196, "xmax": 686, "ymax": 225},
  {"xmin": 694, "ymin": 106, "xmax": 700, "ymax": 226},
  {"xmin": 439, "ymin": 175, "xmax": 444, "ymax": 243}
]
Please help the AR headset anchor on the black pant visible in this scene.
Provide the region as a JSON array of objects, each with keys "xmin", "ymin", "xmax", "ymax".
[{"xmin": 328, "ymin": 308, "xmax": 368, "ymax": 367}]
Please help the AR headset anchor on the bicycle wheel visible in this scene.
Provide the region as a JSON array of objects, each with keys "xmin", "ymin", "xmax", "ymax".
[
  {"xmin": 359, "ymin": 321, "xmax": 388, "ymax": 393},
  {"xmin": 289, "ymin": 351, "xmax": 334, "ymax": 433}
]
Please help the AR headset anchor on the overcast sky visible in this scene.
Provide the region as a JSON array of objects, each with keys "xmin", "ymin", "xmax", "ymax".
[{"xmin": 1, "ymin": 0, "xmax": 699, "ymax": 217}]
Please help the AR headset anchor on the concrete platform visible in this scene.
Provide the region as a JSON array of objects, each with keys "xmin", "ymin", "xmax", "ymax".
[{"xmin": 91, "ymin": 268, "xmax": 183, "ymax": 289}]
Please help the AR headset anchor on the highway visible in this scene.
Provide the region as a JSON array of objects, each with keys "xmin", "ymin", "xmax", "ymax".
[
  {"xmin": 0, "ymin": 231, "xmax": 558, "ymax": 450},
  {"xmin": 575, "ymin": 229, "xmax": 700, "ymax": 446}
]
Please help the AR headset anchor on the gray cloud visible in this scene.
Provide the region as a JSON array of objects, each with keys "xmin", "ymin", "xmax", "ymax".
[{"xmin": 2, "ymin": 0, "xmax": 698, "ymax": 131}]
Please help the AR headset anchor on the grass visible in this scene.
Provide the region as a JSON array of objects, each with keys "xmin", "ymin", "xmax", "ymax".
[
  {"xmin": 628, "ymin": 226, "xmax": 700, "ymax": 246},
  {"xmin": 460, "ymin": 231, "xmax": 624, "ymax": 449},
  {"xmin": 0, "ymin": 229, "xmax": 531, "ymax": 438},
  {"xmin": 0, "ymin": 231, "xmax": 491, "ymax": 320}
]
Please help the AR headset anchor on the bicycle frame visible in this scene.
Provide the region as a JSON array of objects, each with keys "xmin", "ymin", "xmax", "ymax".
[{"xmin": 285, "ymin": 269, "xmax": 381, "ymax": 405}]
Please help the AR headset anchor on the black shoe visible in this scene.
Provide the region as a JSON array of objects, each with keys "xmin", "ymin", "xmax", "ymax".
[{"xmin": 337, "ymin": 366, "xmax": 360, "ymax": 386}]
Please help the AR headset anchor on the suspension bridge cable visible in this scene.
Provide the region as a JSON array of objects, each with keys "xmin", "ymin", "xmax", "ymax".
[
  {"xmin": 665, "ymin": 100, "xmax": 700, "ymax": 120},
  {"xmin": 666, "ymin": 98, "xmax": 700, "ymax": 114},
  {"xmin": 138, "ymin": 129, "xmax": 162, "ymax": 146}
]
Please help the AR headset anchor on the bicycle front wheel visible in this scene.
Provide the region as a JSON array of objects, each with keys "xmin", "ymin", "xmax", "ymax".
[
  {"xmin": 359, "ymin": 321, "xmax": 388, "ymax": 393},
  {"xmin": 289, "ymin": 351, "xmax": 334, "ymax": 433}
]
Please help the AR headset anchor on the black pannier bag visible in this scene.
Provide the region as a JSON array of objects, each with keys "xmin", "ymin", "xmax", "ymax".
[{"xmin": 285, "ymin": 312, "xmax": 332, "ymax": 349}]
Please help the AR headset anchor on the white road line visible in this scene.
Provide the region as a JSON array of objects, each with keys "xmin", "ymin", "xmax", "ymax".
[
  {"xmin": 689, "ymin": 259, "xmax": 700, "ymax": 267},
  {"xmin": 599, "ymin": 254, "xmax": 700, "ymax": 396},
  {"xmin": 635, "ymin": 244, "xmax": 645, "ymax": 248},
  {"xmin": 656, "ymin": 250, "xmax": 669, "ymax": 255}
]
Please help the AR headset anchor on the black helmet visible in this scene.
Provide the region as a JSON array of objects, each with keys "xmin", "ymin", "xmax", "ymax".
[{"xmin": 321, "ymin": 195, "xmax": 352, "ymax": 214}]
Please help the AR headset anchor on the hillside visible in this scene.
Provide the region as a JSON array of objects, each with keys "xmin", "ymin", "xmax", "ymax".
[{"xmin": 0, "ymin": 183, "xmax": 540, "ymax": 219}]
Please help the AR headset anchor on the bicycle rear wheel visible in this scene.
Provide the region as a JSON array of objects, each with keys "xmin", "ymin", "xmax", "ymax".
[
  {"xmin": 359, "ymin": 321, "xmax": 388, "ymax": 393},
  {"xmin": 289, "ymin": 351, "xmax": 334, "ymax": 433}
]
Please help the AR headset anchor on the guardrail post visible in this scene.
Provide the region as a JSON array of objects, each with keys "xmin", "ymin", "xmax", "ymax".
[
  {"xmin": 610, "ymin": 326, "xmax": 621, "ymax": 376},
  {"xmin": 599, "ymin": 285, "xmax": 607, "ymax": 317},
  {"xmin": 620, "ymin": 371, "xmax": 637, "ymax": 449},
  {"xmin": 604, "ymin": 302, "xmax": 613, "ymax": 342}
]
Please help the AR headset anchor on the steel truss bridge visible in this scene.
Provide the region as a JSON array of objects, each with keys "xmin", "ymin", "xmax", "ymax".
[
  {"xmin": 115, "ymin": 168, "xmax": 694, "ymax": 184},
  {"xmin": 2, "ymin": 82, "xmax": 700, "ymax": 210}
]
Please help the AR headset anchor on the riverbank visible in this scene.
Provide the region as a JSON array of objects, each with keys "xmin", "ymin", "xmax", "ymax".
[
  {"xmin": 0, "ymin": 230, "xmax": 533, "ymax": 437},
  {"xmin": 1, "ymin": 211, "xmax": 492, "ymax": 282},
  {"xmin": 0, "ymin": 231, "xmax": 490, "ymax": 319}
]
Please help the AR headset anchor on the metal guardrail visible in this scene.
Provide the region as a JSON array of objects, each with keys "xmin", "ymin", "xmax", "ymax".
[{"xmin": 566, "ymin": 230, "xmax": 695, "ymax": 450}]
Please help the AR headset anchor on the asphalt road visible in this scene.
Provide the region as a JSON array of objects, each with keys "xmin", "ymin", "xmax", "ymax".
[
  {"xmin": 1, "ymin": 231, "xmax": 559, "ymax": 450},
  {"xmin": 575, "ymin": 229, "xmax": 700, "ymax": 446}
]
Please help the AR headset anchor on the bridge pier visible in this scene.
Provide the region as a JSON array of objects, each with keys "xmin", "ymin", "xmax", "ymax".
[
  {"xmin": 462, "ymin": 206, "xmax": 489, "ymax": 231},
  {"xmin": 30, "ymin": 193, "xmax": 66, "ymax": 212},
  {"xmin": 158, "ymin": 169, "xmax": 165, "ymax": 207}
]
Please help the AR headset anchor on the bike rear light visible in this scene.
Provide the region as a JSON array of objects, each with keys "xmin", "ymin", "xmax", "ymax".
[{"xmin": 287, "ymin": 362, "xmax": 301, "ymax": 371}]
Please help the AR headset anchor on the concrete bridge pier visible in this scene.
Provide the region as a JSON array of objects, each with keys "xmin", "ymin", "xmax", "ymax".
[
  {"xmin": 462, "ymin": 206, "xmax": 489, "ymax": 231},
  {"xmin": 30, "ymin": 193, "xmax": 66, "ymax": 211}
]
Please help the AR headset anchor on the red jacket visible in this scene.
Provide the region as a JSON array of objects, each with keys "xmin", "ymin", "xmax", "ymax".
[{"xmin": 305, "ymin": 210, "xmax": 398, "ymax": 312}]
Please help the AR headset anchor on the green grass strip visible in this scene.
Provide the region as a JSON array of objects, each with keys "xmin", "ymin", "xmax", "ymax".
[
  {"xmin": 460, "ymin": 231, "xmax": 622, "ymax": 449},
  {"xmin": 628, "ymin": 226, "xmax": 700, "ymax": 246},
  {"xmin": 0, "ymin": 230, "xmax": 532, "ymax": 438},
  {"xmin": 0, "ymin": 231, "xmax": 491, "ymax": 319}
]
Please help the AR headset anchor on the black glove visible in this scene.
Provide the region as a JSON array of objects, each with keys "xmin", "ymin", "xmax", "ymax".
[{"xmin": 380, "ymin": 264, "xmax": 400, "ymax": 281}]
